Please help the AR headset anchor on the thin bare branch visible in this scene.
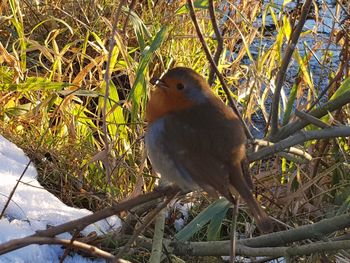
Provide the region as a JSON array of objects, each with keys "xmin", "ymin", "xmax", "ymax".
[
  {"xmin": 0, "ymin": 236, "xmax": 115, "ymax": 260},
  {"xmin": 117, "ymin": 190, "xmax": 179, "ymax": 257},
  {"xmin": 0, "ymin": 161, "xmax": 31, "ymax": 219},
  {"xmin": 208, "ymin": 0, "xmax": 224, "ymax": 86},
  {"xmin": 0, "ymin": 186, "xmax": 179, "ymax": 255},
  {"xmin": 102, "ymin": 0, "xmax": 127, "ymax": 182},
  {"xmin": 122, "ymin": 0, "xmax": 137, "ymax": 33},
  {"xmin": 186, "ymin": 0, "xmax": 253, "ymax": 140},
  {"xmin": 270, "ymin": 0, "xmax": 313, "ymax": 135}
]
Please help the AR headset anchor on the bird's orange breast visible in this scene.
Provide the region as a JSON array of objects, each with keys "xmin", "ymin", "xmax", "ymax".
[{"xmin": 146, "ymin": 87, "xmax": 197, "ymax": 124}]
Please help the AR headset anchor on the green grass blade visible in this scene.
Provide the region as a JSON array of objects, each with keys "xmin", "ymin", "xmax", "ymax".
[{"xmin": 175, "ymin": 198, "xmax": 230, "ymax": 242}]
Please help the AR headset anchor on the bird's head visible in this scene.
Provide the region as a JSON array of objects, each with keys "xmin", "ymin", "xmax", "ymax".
[{"xmin": 146, "ymin": 67, "xmax": 210, "ymax": 124}]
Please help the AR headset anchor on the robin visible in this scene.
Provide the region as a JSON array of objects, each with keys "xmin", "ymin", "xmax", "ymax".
[{"xmin": 145, "ymin": 67, "xmax": 273, "ymax": 232}]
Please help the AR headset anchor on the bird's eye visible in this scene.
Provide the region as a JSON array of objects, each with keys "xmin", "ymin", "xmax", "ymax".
[{"xmin": 177, "ymin": 83, "xmax": 185, "ymax": 90}]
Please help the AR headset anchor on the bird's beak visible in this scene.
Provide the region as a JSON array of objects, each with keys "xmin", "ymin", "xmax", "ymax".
[{"xmin": 150, "ymin": 77, "xmax": 167, "ymax": 89}]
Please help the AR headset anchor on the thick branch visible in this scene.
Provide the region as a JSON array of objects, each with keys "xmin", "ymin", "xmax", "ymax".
[
  {"xmin": 270, "ymin": 89, "xmax": 350, "ymax": 142},
  {"xmin": 172, "ymin": 240, "xmax": 350, "ymax": 257},
  {"xmin": 240, "ymin": 212, "xmax": 350, "ymax": 248},
  {"xmin": 171, "ymin": 212, "xmax": 350, "ymax": 256},
  {"xmin": 295, "ymin": 109, "xmax": 330, "ymax": 128},
  {"xmin": 249, "ymin": 126, "xmax": 350, "ymax": 162}
]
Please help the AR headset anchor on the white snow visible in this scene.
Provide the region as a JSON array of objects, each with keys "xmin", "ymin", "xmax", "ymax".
[{"xmin": 0, "ymin": 135, "xmax": 121, "ymax": 262}]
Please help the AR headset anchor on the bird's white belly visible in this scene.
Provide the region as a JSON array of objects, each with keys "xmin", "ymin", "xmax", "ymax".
[{"xmin": 145, "ymin": 118, "xmax": 199, "ymax": 191}]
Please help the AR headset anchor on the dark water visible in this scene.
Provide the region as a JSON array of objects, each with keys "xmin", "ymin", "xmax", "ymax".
[{"xmin": 223, "ymin": 0, "xmax": 345, "ymax": 138}]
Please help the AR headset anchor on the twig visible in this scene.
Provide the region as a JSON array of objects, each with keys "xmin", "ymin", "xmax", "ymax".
[
  {"xmin": 0, "ymin": 236, "xmax": 115, "ymax": 260},
  {"xmin": 0, "ymin": 186, "xmax": 179, "ymax": 255},
  {"xmin": 60, "ymin": 230, "xmax": 81, "ymax": 263},
  {"xmin": 122, "ymin": 0, "xmax": 137, "ymax": 33},
  {"xmin": 283, "ymin": 240, "xmax": 350, "ymax": 257},
  {"xmin": 171, "ymin": 212, "xmax": 350, "ymax": 256},
  {"xmin": 0, "ymin": 161, "xmax": 31, "ymax": 219},
  {"xmin": 248, "ymin": 126, "xmax": 350, "ymax": 162},
  {"xmin": 208, "ymin": 0, "xmax": 224, "ymax": 86},
  {"xmin": 270, "ymin": 89, "xmax": 350, "ymax": 142},
  {"xmin": 117, "ymin": 190, "xmax": 179, "ymax": 258},
  {"xmin": 270, "ymin": 0, "xmax": 313, "ymax": 136},
  {"xmin": 102, "ymin": 0, "xmax": 127, "ymax": 182},
  {"xmin": 186, "ymin": 0, "xmax": 253, "ymax": 140},
  {"xmin": 307, "ymin": 49, "xmax": 345, "ymax": 112}
]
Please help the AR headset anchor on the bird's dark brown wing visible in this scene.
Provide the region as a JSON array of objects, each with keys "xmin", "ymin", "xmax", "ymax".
[
  {"xmin": 159, "ymin": 99, "xmax": 273, "ymax": 232},
  {"xmin": 160, "ymin": 100, "xmax": 246, "ymax": 198}
]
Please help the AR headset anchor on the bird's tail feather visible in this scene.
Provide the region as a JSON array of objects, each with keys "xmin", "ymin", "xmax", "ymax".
[{"xmin": 228, "ymin": 166, "xmax": 273, "ymax": 233}]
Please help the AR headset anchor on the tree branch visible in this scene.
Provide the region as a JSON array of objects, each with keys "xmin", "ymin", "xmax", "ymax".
[
  {"xmin": 170, "ymin": 212, "xmax": 350, "ymax": 256},
  {"xmin": 240, "ymin": 212, "xmax": 350, "ymax": 248},
  {"xmin": 252, "ymin": 139, "xmax": 313, "ymax": 161},
  {"xmin": 0, "ymin": 186, "xmax": 179, "ymax": 255},
  {"xmin": 0, "ymin": 236, "xmax": 115, "ymax": 260},
  {"xmin": 186, "ymin": 0, "xmax": 253, "ymax": 139},
  {"xmin": 270, "ymin": 89, "xmax": 350, "ymax": 142},
  {"xmin": 208, "ymin": 0, "xmax": 224, "ymax": 86},
  {"xmin": 295, "ymin": 109, "xmax": 330, "ymax": 128},
  {"xmin": 249, "ymin": 126, "xmax": 350, "ymax": 162},
  {"xmin": 270, "ymin": 0, "xmax": 313, "ymax": 135},
  {"xmin": 172, "ymin": 239, "xmax": 350, "ymax": 257},
  {"xmin": 149, "ymin": 208, "xmax": 167, "ymax": 263}
]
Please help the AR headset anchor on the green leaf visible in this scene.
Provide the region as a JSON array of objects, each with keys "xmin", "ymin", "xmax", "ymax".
[
  {"xmin": 175, "ymin": 198, "xmax": 230, "ymax": 242},
  {"xmin": 90, "ymin": 32, "xmax": 108, "ymax": 54},
  {"xmin": 293, "ymin": 50, "xmax": 314, "ymax": 92},
  {"xmin": 175, "ymin": 0, "xmax": 209, "ymax": 15},
  {"xmin": 0, "ymin": 77, "xmax": 73, "ymax": 91},
  {"xmin": 330, "ymin": 76, "xmax": 350, "ymax": 100},
  {"xmin": 58, "ymin": 89, "xmax": 100, "ymax": 97},
  {"xmin": 207, "ymin": 202, "xmax": 230, "ymax": 241},
  {"xmin": 269, "ymin": 6, "xmax": 279, "ymax": 31},
  {"xmin": 320, "ymin": 77, "xmax": 350, "ymax": 124},
  {"xmin": 282, "ymin": 79, "xmax": 298, "ymax": 125},
  {"xmin": 129, "ymin": 26, "xmax": 168, "ymax": 121},
  {"xmin": 123, "ymin": 6, "xmax": 151, "ymax": 51},
  {"xmin": 282, "ymin": 16, "xmax": 292, "ymax": 41}
]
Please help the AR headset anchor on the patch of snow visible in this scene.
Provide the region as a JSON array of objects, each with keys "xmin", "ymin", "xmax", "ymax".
[{"xmin": 0, "ymin": 135, "xmax": 121, "ymax": 262}]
